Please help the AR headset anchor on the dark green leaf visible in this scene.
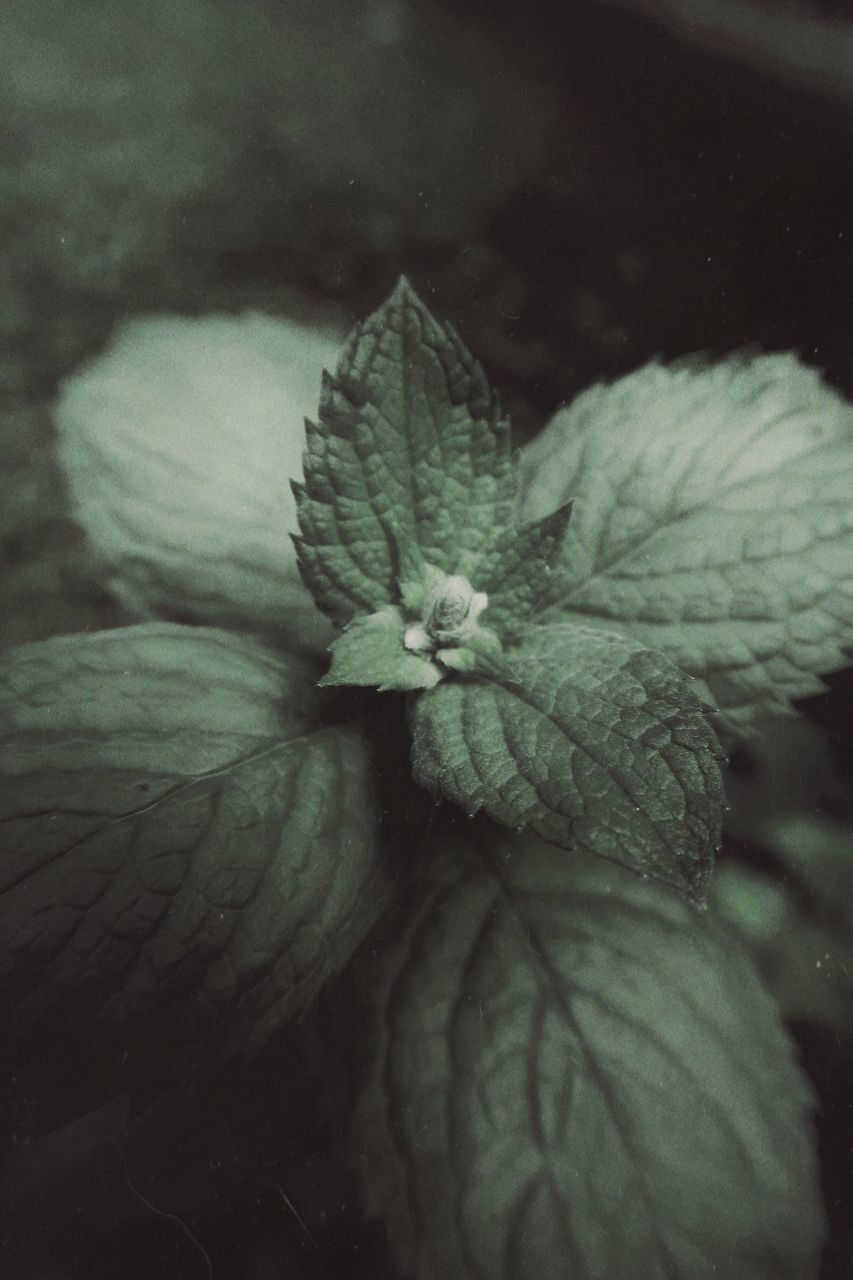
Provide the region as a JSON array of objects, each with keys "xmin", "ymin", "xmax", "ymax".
[
  {"xmin": 0, "ymin": 624, "xmax": 385, "ymax": 1074},
  {"xmin": 411, "ymin": 623, "xmax": 723, "ymax": 900},
  {"xmin": 476, "ymin": 500, "xmax": 573, "ymax": 639},
  {"xmin": 54, "ymin": 313, "xmax": 339, "ymax": 654},
  {"xmin": 294, "ymin": 277, "xmax": 514, "ymax": 624},
  {"xmin": 342, "ymin": 827, "xmax": 825, "ymax": 1280}
]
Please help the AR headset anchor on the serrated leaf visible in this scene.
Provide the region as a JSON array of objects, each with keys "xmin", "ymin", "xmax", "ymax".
[
  {"xmin": 520, "ymin": 354, "xmax": 853, "ymax": 739},
  {"xmin": 320, "ymin": 607, "xmax": 441, "ymax": 691},
  {"xmin": 295, "ymin": 277, "xmax": 514, "ymax": 624},
  {"xmin": 475, "ymin": 499, "xmax": 573, "ymax": 638},
  {"xmin": 411, "ymin": 622, "xmax": 723, "ymax": 900},
  {"xmin": 343, "ymin": 828, "xmax": 824, "ymax": 1280},
  {"xmin": 0, "ymin": 624, "xmax": 386, "ymax": 1080},
  {"xmin": 436, "ymin": 627, "xmax": 519, "ymax": 683}
]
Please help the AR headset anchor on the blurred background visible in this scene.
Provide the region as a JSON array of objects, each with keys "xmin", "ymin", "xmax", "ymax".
[{"xmin": 1, "ymin": 0, "xmax": 851, "ymax": 1275}]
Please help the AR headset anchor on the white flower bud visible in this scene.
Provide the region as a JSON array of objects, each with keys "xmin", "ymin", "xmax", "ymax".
[
  {"xmin": 426, "ymin": 574, "xmax": 474, "ymax": 633},
  {"xmin": 422, "ymin": 572, "xmax": 488, "ymax": 645},
  {"xmin": 54, "ymin": 312, "xmax": 341, "ymax": 650}
]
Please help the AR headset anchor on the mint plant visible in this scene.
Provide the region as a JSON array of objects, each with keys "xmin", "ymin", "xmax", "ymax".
[{"xmin": 3, "ymin": 278, "xmax": 849, "ymax": 1276}]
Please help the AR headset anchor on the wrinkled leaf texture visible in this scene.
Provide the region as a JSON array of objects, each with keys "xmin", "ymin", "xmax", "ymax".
[
  {"xmin": 343, "ymin": 826, "xmax": 824, "ymax": 1280},
  {"xmin": 0, "ymin": 624, "xmax": 385, "ymax": 1079},
  {"xmin": 294, "ymin": 277, "xmax": 515, "ymax": 624},
  {"xmin": 411, "ymin": 623, "xmax": 724, "ymax": 901},
  {"xmin": 521, "ymin": 354, "xmax": 853, "ymax": 739},
  {"xmin": 320, "ymin": 607, "xmax": 442, "ymax": 691}
]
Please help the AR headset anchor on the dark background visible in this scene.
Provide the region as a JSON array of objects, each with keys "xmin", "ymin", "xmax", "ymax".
[{"xmin": 1, "ymin": 1, "xmax": 851, "ymax": 1275}]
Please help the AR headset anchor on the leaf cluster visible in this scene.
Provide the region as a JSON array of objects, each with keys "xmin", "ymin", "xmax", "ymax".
[{"xmin": 2, "ymin": 279, "xmax": 849, "ymax": 1276}]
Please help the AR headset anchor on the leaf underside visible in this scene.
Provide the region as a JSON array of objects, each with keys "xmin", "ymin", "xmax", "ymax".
[
  {"xmin": 411, "ymin": 623, "xmax": 724, "ymax": 901},
  {"xmin": 341, "ymin": 827, "xmax": 825, "ymax": 1280}
]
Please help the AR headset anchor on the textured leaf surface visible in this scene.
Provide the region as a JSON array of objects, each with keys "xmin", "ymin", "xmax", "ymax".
[
  {"xmin": 343, "ymin": 828, "xmax": 824, "ymax": 1280},
  {"xmin": 0, "ymin": 624, "xmax": 384, "ymax": 1073},
  {"xmin": 411, "ymin": 623, "xmax": 723, "ymax": 900},
  {"xmin": 520, "ymin": 355, "xmax": 853, "ymax": 738},
  {"xmin": 295, "ymin": 278, "xmax": 514, "ymax": 624},
  {"xmin": 475, "ymin": 500, "xmax": 573, "ymax": 640},
  {"xmin": 54, "ymin": 313, "xmax": 338, "ymax": 653},
  {"xmin": 320, "ymin": 607, "xmax": 441, "ymax": 691}
]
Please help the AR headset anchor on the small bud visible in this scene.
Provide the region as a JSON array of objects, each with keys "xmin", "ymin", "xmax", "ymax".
[
  {"xmin": 403, "ymin": 622, "xmax": 432, "ymax": 653},
  {"xmin": 423, "ymin": 573, "xmax": 488, "ymax": 645},
  {"xmin": 427, "ymin": 575, "xmax": 474, "ymax": 631}
]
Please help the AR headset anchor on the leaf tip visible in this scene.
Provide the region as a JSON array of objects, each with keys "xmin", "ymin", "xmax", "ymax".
[
  {"xmin": 391, "ymin": 273, "xmax": 417, "ymax": 301},
  {"xmin": 385, "ymin": 274, "xmax": 434, "ymax": 321}
]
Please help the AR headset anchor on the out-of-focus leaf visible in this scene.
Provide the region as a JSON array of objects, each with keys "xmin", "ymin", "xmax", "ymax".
[
  {"xmin": 716, "ymin": 717, "xmax": 853, "ymax": 1032},
  {"xmin": 0, "ymin": 623, "xmax": 386, "ymax": 1080},
  {"xmin": 713, "ymin": 788, "xmax": 853, "ymax": 1035},
  {"xmin": 53, "ymin": 313, "xmax": 340, "ymax": 652},
  {"xmin": 341, "ymin": 826, "xmax": 824, "ymax": 1279}
]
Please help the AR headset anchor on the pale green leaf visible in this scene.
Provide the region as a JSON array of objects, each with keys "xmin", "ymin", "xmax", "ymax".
[
  {"xmin": 0, "ymin": 624, "xmax": 385, "ymax": 1074},
  {"xmin": 53, "ymin": 313, "xmax": 338, "ymax": 653},
  {"xmin": 320, "ymin": 607, "xmax": 441, "ymax": 691},
  {"xmin": 343, "ymin": 828, "xmax": 824, "ymax": 1280},
  {"xmin": 294, "ymin": 277, "xmax": 514, "ymax": 624},
  {"xmin": 520, "ymin": 355, "xmax": 853, "ymax": 739},
  {"xmin": 411, "ymin": 623, "xmax": 723, "ymax": 900}
]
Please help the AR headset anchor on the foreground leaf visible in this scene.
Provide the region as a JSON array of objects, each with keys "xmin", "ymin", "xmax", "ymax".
[
  {"xmin": 411, "ymin": 623, "xmax": 723, "ymax": 900},
  {"xmin": 520, "ymin": 354, "xmax": 853, "ymax": 739},
  {"xmin": 342, "ymin": 827, "xmax": 824, "ymax": 1280},
  {"xmin": 0, "ymin": 624, "xmax": 385, "ymax": 1079},
  {"xmin": 294, "ymin": 277, "xmax": 514, "ymax": 624}
]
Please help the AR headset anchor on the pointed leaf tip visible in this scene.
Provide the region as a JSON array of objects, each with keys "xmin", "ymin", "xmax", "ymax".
[
  {"xmin": 295, "ymin": 281, "xmax": 516, "ymax": 624},
  {"xmin": 475, "ymin": 498, "xmax": 576, "ymax": 638}
]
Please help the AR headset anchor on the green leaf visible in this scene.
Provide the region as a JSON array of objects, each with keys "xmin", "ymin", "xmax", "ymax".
[
  {"xmin": 54, "ymin": 313, "xmax": 339, "ymax": 654},
  {"xmin": 475, "ymin": 500, "xmax": 573, "ymax": 639},
  {"xmin": 411, "ymin": 622, "xmax": 723, "ymax": 900},
  {"xmin": 342, "ymin": 828, "xmax": 825, "ymax": 1280},
  {"xmin": 320, "ymin": 607, "xmax": 441, "ymax": 691},
  {"xmin": 520, "ymin": 354, "xmax": 853, "ymax": 740},
  {"xmin": 711, "ymin": 858, "xmax": 853, "ymax": 1036},
  {"xmin": 0, "ymin": 624, "xmax": 385, "ymax": 1076},
  {"xmin": 294, "ymin": 277, "xmax": 514, "ymax": 624}
]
